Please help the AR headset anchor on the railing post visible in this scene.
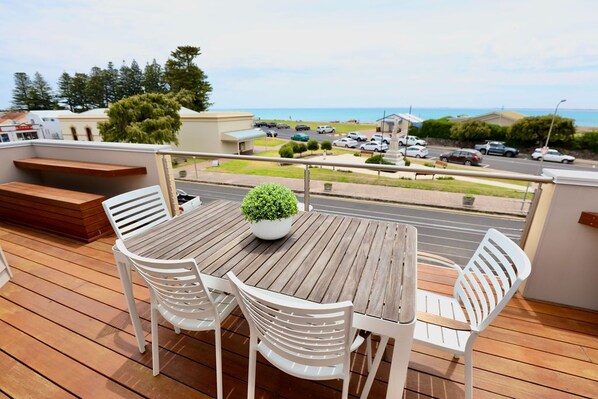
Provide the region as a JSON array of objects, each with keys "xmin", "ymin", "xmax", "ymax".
[{"xmin": 304, "ymin": 165, "xmax": 310, "ymax": 211}]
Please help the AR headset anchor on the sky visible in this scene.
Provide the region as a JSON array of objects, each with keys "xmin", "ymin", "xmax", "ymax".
[{"xmin": 1, "ymin": 0, "xmax": 597, "ymax": 110}]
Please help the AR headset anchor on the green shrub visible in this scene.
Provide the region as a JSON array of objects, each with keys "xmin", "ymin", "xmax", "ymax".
[
  {"xmin": 404, "ymin": 159, "xmax": 411, "ymax": 166},
  {"xmin": 295, "ymin": 143, "xmax": 307, "ymax": 155},
  {"xmin": 365, "ymin": 154, "xmax": 394, "ymax": 165},
  {"xmin": 488, "ymin": 123, "xmax": 509, "ymax": 141},
  {"xmin": 307, "ymin": 139, "xmax": 319, "ymax": 153},
  {"xmin": 420, "ymin": 119, "xmax": 455, "ymax": 139},
  {"xmin": 450, "ymin": 120, "xmax": 492, "ymax": 143},
  {"xmin": 436, "ymin": 176, "xmax": 455, "ymax": 180},
  {"xmin": 321, "ymin": 141, "xmax": 332, "ymax": 151},
  {"xmin": 573, "ymin": 131, "xmax": 598, "ymax": 152},
  {"xmin": 424, "ymin": 162, "xmax": 435, "ymax": 168},
  {"xmin": 240, "ymin": 183, "xmax": 298, "ymax": 222},
  {"xmin": 278, "ymin": 145, "xmax": 294, "ymax": 158}
]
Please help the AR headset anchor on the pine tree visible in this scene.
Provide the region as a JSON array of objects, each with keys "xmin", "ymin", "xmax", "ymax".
[
  {"xmin": 29, "ymin": 72, "xmax": 57, "ymax": 110},
  {"xmin": 57, "ymin": 72, "xmax": 74, "ymax": 111},
  {"xmin": 118, "ymin": 60, "xmax": 144, "ymax": 98},
  {"xmin": 71, "ymin": 73, "xmax": 90, "ymax": 112},
  {"xmin": 164, "ymin": 46, "xmax": 212, "ymax": 112},
  {"xmin": 142, "ymin": 59, "xmax": 167, "ymax": 93},
  {"xmin": 87, "ymin": 66, "xmax": 108, "ymax": 108},
  {"xmin": 12, "ymin": 72, "xmax": 32, "ymax": 110},
  {"xmin": 104, "ymin": 62, "xmax": 119, "ymax": 105},
  {"xmin": 98, "ymin": 93, "xmax": 182, "ymax": 144}
]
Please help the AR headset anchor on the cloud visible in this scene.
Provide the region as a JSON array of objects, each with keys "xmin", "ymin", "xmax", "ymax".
[{"xmin": 1, "ymin": 0, "xmax": 597, "ymax": 109}]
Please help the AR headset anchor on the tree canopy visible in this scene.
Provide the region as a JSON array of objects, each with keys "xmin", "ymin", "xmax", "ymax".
[
  {"xmin": 98, "ymin": 93, "xmax": 182, "ymax": 145},
  {"xmin": 164, "ymin": 46, "xmax": 212, "ymax": 112},
  {"xmin": 450, "ymin": 120, "xmax": 492, "ymax": 143},
  {"xmin": 508, "ymin": 115, "xmax": 575, "ymax": 145}
]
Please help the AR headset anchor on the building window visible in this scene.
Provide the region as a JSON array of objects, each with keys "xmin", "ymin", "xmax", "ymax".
[
  {"xmin": 71, "ymin": 127, "xmax": 78, "ymax": 140},
  {"xmin": 85, "ymin": 127, "xmax": 93, "ymax": 141}
]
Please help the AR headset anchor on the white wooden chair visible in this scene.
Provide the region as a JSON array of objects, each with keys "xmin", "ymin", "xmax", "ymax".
[
  {"xmin": 102, "ymin": 185, "xmax": 172, "ymax": 240},
  {"xmin": 227, "ymin": 271, "xmax": 386, "ymax": 399},
  {"xmin": 115, "ymin": 240, "xmax": 236, "ymax": 399},
  {"xmin": 414, "ymin": 228, "xmax": 532, "ymax": 399},
  {"xmin": 0, "ymin": 245, "xmax": 13, "ymax": 288}
]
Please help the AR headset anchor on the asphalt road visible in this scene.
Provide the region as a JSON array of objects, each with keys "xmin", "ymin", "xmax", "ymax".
[
  {"xmin": 177, "ymin": 181, "xmax": 525, "ymax": 267},
  {"xmin": 259, "ymin": 127, "xmax": 597, "ymax": 175}
]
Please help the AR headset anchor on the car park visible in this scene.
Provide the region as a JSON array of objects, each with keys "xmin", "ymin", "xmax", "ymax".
[
  {"xmin": 347, "ymin": 132, "xmax": 368, "ymax": 141},
  {"xmin": 439, "ymin": 149, "xmax": 483, "ymax": 166},
  {"xmin": 398, "ymin": 135, "xmax": 427, "ymax": 146},
  {"xmin": 317, "ymin": 125, "xmax": 336, "ymax": 134},
  {"xmin": 474, "ymin": 141, "xmax": 519, "ymax": 157},
  {"xmin": 291, "ymin": 133, "xmax": 309, "ymax": 142},
  {"xmin": 370, "ymin": 133, "xmax": 390, "ymax": 144},
  {"xmin": 266, "ymin": 130, "xmax": 278, "ymax": 137},
  {"xmin": 276, "ymin": 123, "xmax": 290, "ymax": 129},
  {"xmin": 360, "ymin": 141, "xmax": 388, "ymax": 152},
  {"xmin": 295, "ymin": 124, "xmax": 310, "ymax": 131},
  {"xmin": 332, "ymin": 137, "xmax": 358, "ymax": 148},
  {"xmin": 531, "ymin": 148, "xmax": 575, "ymax": 163},
  {"xmin": 399, "ymin": 145, "xmax": 429, "ymax": 158}
]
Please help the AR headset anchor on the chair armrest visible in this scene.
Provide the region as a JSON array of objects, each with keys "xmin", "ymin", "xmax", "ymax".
[
  {"xmin": 417, "ymin": 311, "xmax": 471, "ymax": 331},
  {"xmin": 417, "ymin": 251, "xmax": 461, "ymax": 272}
]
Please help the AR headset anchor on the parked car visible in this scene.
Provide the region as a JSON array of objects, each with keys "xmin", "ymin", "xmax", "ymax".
[
  {"xmin": 474, "ymin": 141, "xmax": 519, "ymax": 157},
  {"xmin": 317, "ymin": 125, "xmax": 336, "ymax": 134},
  {"xmin": 266, "ymin": 130, "xmax": 278, "ymax": 137},
  {"xmin": 276, "ymin": 123, "xmax": 290, "ymax": 129},
  {"xmin": 360, "ymin": 141, "xmax": 388, "ymax": 152},
  {"xmin": 399, "ymin": 145, "xmax": 429, "ymax": 158},
  {"xmin": 253, "ymin": 121, "xmax": 268, "ymax": 127},
  {"xmin": 370, "ymin": 133, "xmax": 390, "ymax": 144},
  {"xmin": 266, "ymin": 122, "xmax": 277, "ymax": 128},
  {"xmin": 398, "ymin": 135, "xmax": 427, "ymax": 146},
  {"xmin": 332, "ymin": 137, "xmax": 358, "ymax": 148},
  {"xmin": 347, "ymin": 131, "xmax": 368, "ymax": 141},
  {"xmin": 291, "ymin": 133, "xmax": 310, "ymax": 142},
  {"xmin": 531, "ymin": 148, "xmax": 575, "ymax": 163},
  {"xmin": 439, "ymin": 149, "xmax": 484, "ymax": 166},
  {"xmin": 295, "ymin": 124, "xmax": 310, "ymax": 131}
]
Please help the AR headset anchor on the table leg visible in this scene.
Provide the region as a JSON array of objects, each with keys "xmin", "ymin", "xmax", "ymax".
[
  {"xmin": 113, "ymin": 248, "xmax": 146, "ymax": 353},
  {"xmin": 385, "ymin": 323, "xmax": 415, "ymax": 399}
]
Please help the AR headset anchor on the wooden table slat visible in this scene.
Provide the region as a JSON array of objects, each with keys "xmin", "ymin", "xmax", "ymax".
[{"xmin": 14, "ymin": 158, "xmax": 147, "ymax": 177}]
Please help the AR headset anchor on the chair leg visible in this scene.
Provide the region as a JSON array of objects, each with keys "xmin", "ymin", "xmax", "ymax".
[
  {"xmin": 341, "ymin": 373, "xmax": 350, "ymax": 399},
  {"xmin": 360, "ymin": 335, "xmax": 389, "ymax": 399},
  {"xmin": 174, "ymin": 326, "xmax": 181, "ymax": 334},
  {"xmin": 464, "ymin": 350, "xmax": 473, "ymax": 399},
  {"xmin": 247, "ymin": 335, "xmax": 257, "ymax": 399},
  {"xmin": 151, "ymin": 304, "xmax": 160, "ymax": 376},
  {"xmin": 366, "ymin": 336, "xmax": 372, "ymax": 371},
  {"xmin": 215, "ymin": 327, "xmax": 223, "ymax": 399}
]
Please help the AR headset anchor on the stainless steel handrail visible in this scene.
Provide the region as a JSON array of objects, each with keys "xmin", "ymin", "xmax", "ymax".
[{"xmin": 159, "ymin": 150, "xmax": 554, "ymax": 183}]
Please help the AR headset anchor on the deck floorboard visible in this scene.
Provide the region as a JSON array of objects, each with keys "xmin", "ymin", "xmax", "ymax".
[{"xmin": 1, "ymin": 222, "xmax": 596, "ymax": 398}]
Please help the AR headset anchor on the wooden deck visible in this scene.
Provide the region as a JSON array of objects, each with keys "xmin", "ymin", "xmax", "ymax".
[{"xmin": 0, "ymin": 221, "xmax": 597, "ymax": 398}]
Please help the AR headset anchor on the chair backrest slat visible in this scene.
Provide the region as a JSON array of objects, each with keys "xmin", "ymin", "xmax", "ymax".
[
  {"xmin": 116, "ymin": 240, "xmax": 216, "ymax": 320},
  {"xmin": 228, "ymin": 272, "xmax": 353, "ymax": 369},
  {"xmin": 454, "ymin": 229, "xmax": 532, "ymax": 331},
  {"xmin": 103, "ymin": 186, "xmax": 171, "ymax": 240}
]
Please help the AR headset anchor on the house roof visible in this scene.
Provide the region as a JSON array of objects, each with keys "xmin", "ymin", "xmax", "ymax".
[
  {"xmin": 0, "ymin": 112, "xmax": 28, "ymax": 125},
  {"xmin": 451, "ymin": 111, "xmax": 527, "ymax": 123},
  {"xmin": 221, "ymin": 129, "xmax": 266, "ymax": 142},
  {"xmin": 376, "ymin": 113, "xmax": 424, "ymax": 124}
]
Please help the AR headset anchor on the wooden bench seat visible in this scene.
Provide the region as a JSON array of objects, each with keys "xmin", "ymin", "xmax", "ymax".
[
  {"xmin": 14, "ymin": 158, "xmax": 147, "ymax": 177},
  {"xmin": 0, "ymin": 182, "xmax": 112, "ymax": 242},
  {"xmin": 415, "ymin": 160, "xmax": 448, "ymax": 180}
]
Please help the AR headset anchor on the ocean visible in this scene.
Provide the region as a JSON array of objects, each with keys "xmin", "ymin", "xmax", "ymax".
[{"xmin": 213, "ymin": 107, "xmax": 598, "ymax": 127}]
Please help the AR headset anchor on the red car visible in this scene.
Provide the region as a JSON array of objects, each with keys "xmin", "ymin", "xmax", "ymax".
[{"xmin": 439, "ymin": 149, "xmax": 483, "ymax": 166}]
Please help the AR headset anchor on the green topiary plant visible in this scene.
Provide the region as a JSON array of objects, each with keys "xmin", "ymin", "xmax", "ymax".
[{"xmin": 241, "ymin": 183, "xmax": 298, "ymax": 223}]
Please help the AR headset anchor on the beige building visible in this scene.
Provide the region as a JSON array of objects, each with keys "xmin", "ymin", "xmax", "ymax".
[
  {"xmin": 57, "ymin": 107, "xmax": 264, "ymax": 154},
  {"xmin": 449, "ymin": 111, "xmax": 526, "ymax": 127}
]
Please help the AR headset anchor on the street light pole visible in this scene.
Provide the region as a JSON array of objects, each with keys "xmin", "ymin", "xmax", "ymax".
[{"xmin": 538, "ymin": 99, "xmax": 566, "ymax": 173}]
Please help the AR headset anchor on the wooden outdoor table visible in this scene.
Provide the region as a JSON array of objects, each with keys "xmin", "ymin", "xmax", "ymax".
[{"xmin": 114, "ymin": 200, "xmax": 417, "ymax": 398}]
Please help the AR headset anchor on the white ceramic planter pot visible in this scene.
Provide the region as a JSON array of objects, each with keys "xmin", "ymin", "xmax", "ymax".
[{"xmin": 250, "ymin": 217, "xmax": 293, "ymax": 240}]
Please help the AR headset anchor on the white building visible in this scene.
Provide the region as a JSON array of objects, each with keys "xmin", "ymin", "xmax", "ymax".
[
  {"xmin": 57, "ymin": 107, "xmax": 264, "ymax": 154},
  {"xmin": 29, "ymin": 110, "xmax": 74, "ymax": 139}
]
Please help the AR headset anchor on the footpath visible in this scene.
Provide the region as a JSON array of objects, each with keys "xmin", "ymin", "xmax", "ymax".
[{"xmin": 177, "ymin": 161, "xmax": 531, "ymax": 217}]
